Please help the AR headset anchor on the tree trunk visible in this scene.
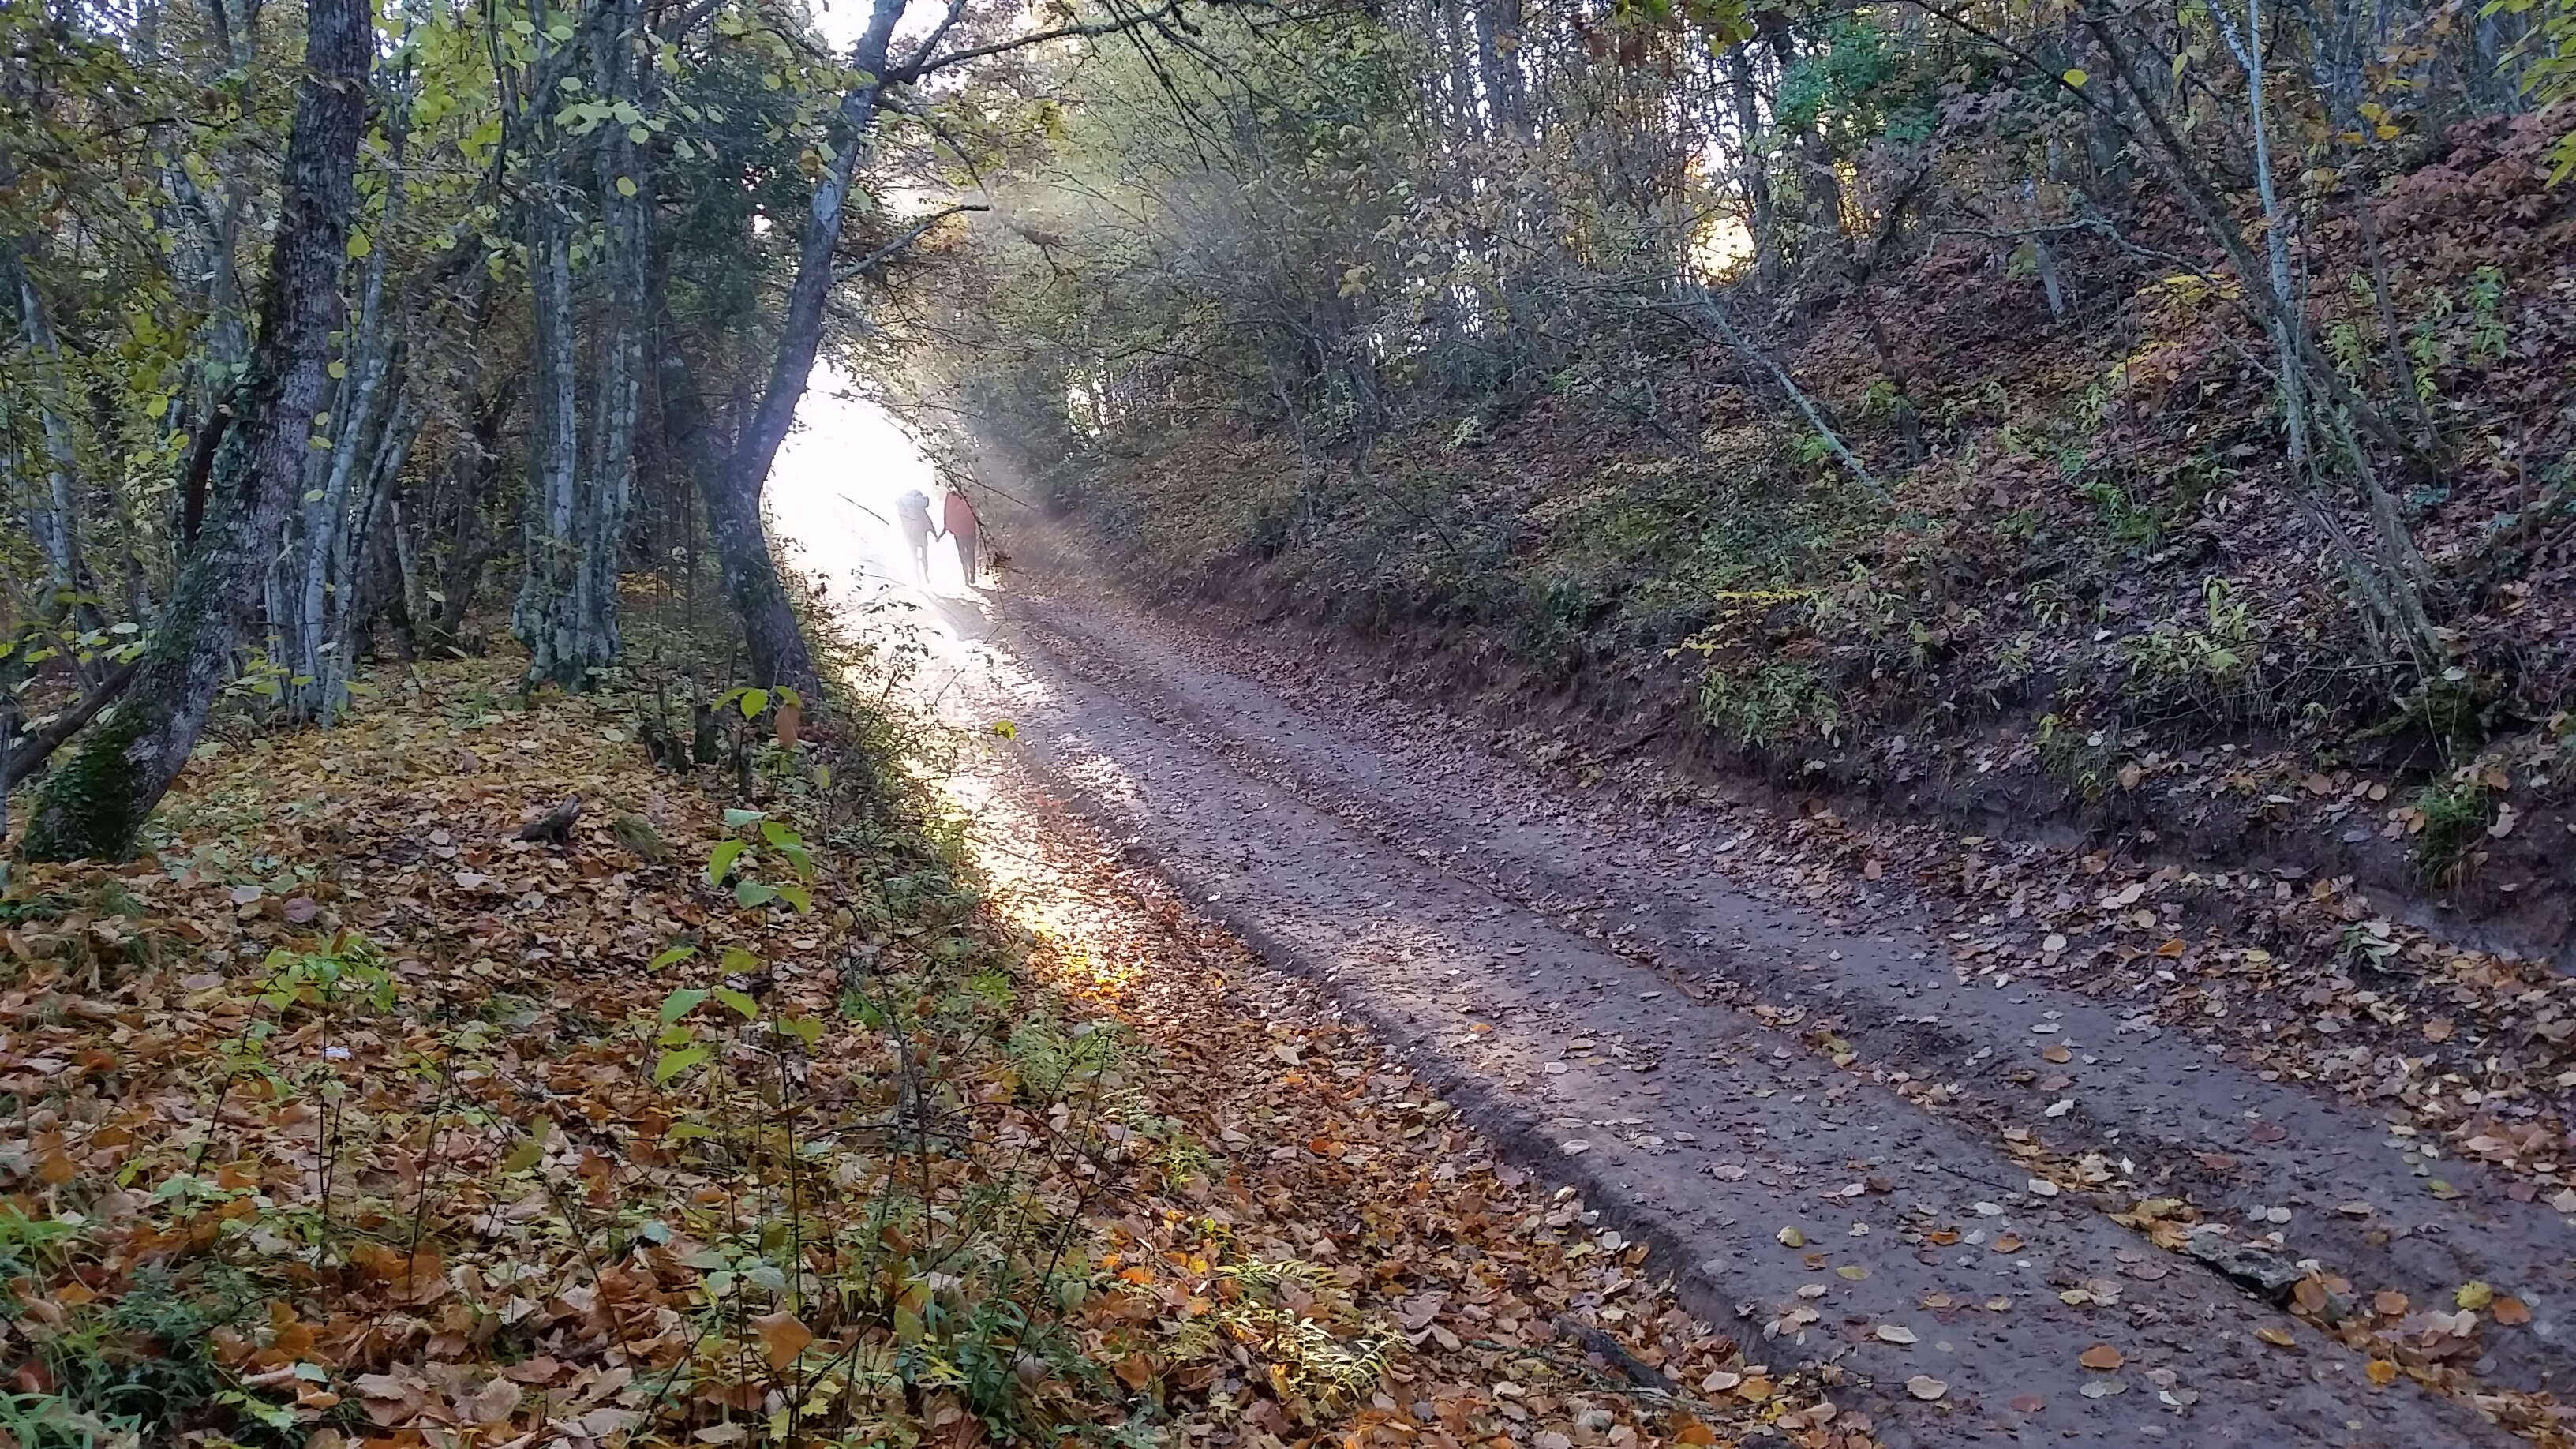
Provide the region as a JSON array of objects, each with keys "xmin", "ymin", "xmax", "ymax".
[
  {"xmin": 690, "ymin": 0, "xmax": 909, "ymax": 699},
  {"xmin": 298, "ymin": 204, "xmax": 394, "ymax": 717},
  {"xmin": 512, "ymin": 178, "xmax": 590, "ymax": 686},
  {"xmin": 8, "ymin": 253, "xmax": 91, "ymax": 613},
  {"xmin": 581, "ymin": 0, "xmax": 646, "ymax": 677},
  {"xmin": 22, "ymin": 0, "xmax": 369, "ymax": 863},
  {"xmin": 1724, "ymin": 44, "xmax": 1783, "ymax": 286}
]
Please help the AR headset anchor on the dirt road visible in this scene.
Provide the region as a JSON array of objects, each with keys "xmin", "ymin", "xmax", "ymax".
[{"xmin": 848, "ymin": 557, "xmax": 2575, "ymax": 1448}]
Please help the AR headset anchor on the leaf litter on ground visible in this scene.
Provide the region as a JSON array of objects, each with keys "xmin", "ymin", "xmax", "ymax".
[{"xmin": 0, "ymin": 652, "xmax": 1878, "ymax": 1449}]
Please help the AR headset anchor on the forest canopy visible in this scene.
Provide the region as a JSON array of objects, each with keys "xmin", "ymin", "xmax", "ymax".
[{"xmin": 5, "ymin": 0, "xmax": 2576, "ymax": 859}]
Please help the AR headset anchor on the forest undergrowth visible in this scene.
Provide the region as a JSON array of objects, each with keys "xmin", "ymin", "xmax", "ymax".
[{"xmin": 0, "ymin": 620, "xmax": 1847, "ymax": 1449}]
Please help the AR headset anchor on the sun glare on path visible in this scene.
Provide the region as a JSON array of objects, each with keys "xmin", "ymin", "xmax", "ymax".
[{"xmin": 764, "ymin": 362, "xmax": 961, "ymax": 601}]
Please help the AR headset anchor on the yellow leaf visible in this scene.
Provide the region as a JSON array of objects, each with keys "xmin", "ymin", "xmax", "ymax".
[
  {"xmin": 2364, "ymin": 1358, "xmax": 2398, "ymax": 1386},
  {"xmin": 2062, "ymin": 67, "xmax": 2088, "ymax": 87},
  {"xmin": 1777, "ymin": 1226, "xmax": 1805, "ymax": 1247},
  {"xmin": 616, "ymin": 175, "xmax": 638, "ymax": 197},
  {"xmin": 2455, "ymin": 1281, "xmax": 2494, "ymax": 1310},
  {"xmin": 2255, "ymin": 1325, "xmax": 2297, "ymax": 1347}
]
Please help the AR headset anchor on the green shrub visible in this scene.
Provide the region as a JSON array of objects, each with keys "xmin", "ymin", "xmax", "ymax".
[{"xmin": 1699, "ymin": 660, "xmax": 1841, "ymax": 752}]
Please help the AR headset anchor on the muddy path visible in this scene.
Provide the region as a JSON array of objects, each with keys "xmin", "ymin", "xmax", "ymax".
[{"xmin": 861, "ymin": 564, "xmax": 2576, "ymax": 1448}]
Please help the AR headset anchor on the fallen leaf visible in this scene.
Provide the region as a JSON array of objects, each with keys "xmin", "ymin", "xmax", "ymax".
[
  {"xmin": 1777, "ymin": 1226, "xmax": 1805, "ymax": 1248},
  {"xmin": 2454, "ymin": 1281, "xmax": 2495, "ymax": 1311},
  {"xmin": 2493, "ymin": 1296, "xmax": 2532, "ymax": 1327},
  {"xmin": 1905, "ymin": 1376, "xmax": 1947, "ymax": 1401},
  {"xmin": 750, "ymin": 1310, "xmax": 813, "ymax": 1369},
  {"xmin": 2078, "ymin": 1344, "xmax": 2123, "ymax": 1371},
  {"xmin": 2365, "ymin": 1359, "xmax": 2398, "ymax": 1387},
  {"xmin": 1875, "ymin": 1324, "xmax": 1918, "ymax": 1345},
  {"xmin": 2255, "ymin": 1325, "xmax": 2297, "ymax": 1347}
]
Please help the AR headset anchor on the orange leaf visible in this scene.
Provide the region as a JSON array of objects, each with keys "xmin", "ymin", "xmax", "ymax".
[
  {"xmin": 2365, "ymin": 1358, "xmax": 2398, "ymax": 1386},
  {"xmin": 1674, "ymin": 1420, "xmax": 1717, "ymax": 1447},
  {"xmin": 2493, "ymin": 1296, "xmax": 2532, "ymax": 1327},
  {"xmin": 749, "ymin": 1310, "xmax": 813, "ymax": 1369},
  {"xmin": 2077, "ymin": 1344, "xmax": 2123, "ymax": 1371}
]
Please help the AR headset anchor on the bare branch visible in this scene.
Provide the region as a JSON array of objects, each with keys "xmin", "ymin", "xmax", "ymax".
[{"xmin": 833, "ymin": 204, "xmax": 991, "ymax": 284}]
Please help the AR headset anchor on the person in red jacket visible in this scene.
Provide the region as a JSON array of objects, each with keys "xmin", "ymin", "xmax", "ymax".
[{"xmin": 939, "ymin": 485, "xmax": 982, "ymax": 586}]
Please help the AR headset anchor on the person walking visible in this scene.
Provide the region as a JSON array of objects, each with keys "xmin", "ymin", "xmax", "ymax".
[
  {"xmin": 942, "ymin": 485, "xmax": 982, "ymax": 587},
  {"xmin": 895, "ymin": 487, "xmax": 934, "ymax": 582}
]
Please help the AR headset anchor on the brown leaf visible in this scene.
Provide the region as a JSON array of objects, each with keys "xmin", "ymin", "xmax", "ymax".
[
  {"xmin": 2077, "ymin": 1344, "xmax": 2123, "ymax": 1371},
  {"xmin": 457, "ymin": 1377, "xmax": 522, "ymax": 1427},
  {"xmin": 2423, "ymin": 1017, "xmax": 2454, "ymax": 1043},
  {"xmin": 750, "ymin": 1309, "xmax": 814, "ymax": 1369},
  {"xmin": 2493, "ymin": 1296, "xmax": 2532, "ymax": 1327}
]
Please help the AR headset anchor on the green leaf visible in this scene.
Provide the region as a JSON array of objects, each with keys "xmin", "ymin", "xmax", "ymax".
[
  {"xmin": 759, "ymin": 820, "xmax": 799, "ymax": 848},
  {"xmin": 777, "ymin": 883, "xmax": 814, "ymax": 914},
  {"xmin": 778, "ymin": 842, "xmax": 814, "ymax": 881},
  {"xmin": 781, "ymin": 1015, "xmax": 825, "ymax": 1046},
  {"xmin": 667, "ymin": 1121, "xmax": 715, "ymax": 1141},
  {"xmin": 739, "ymin": 687, "xmax": 770, "ymax": 720},
  {"xmin": 720, "ymin": 945, "xmax": 762, "ymax": 975},
  {"xmin": 714, "ymin": 987, "xmax": 761, "ymax": 1019},
  {"xmin": 774, "ymin": 685, "xmax": 803, "ymax": 708},
  {"xmin": 722, "ymin": 807, "xmax": 769, "ymax": 830},
  {"xmin": 734, "ymin": 879, "xmax": 779, "ymax": 908},
  {"xmin": 991, "ymin": 719, "xmax": 1017, "ymax": 739},
  {"xmin": 650, "ymin": 943, "xmax": 701, "ymax": 971},
  {"xmin": 653, "ymin": 1045, "xmax": 711, "ymax": 1085},
  {"xmin": 706, "ymin": 838, "xmax": 747, "ymax": 885},
  {"xmin": 616, "ymin": 174, "xmax": 638, "ymax": 197},
  {"xmin": 659, "ymin": 987, "xmax": 710, "ymax": 1027},
  {"xmin": 500, "ymin": 1138, "xmax": 545, "ymax": 1174}
]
